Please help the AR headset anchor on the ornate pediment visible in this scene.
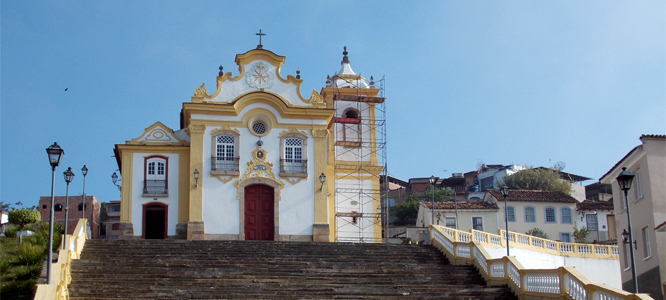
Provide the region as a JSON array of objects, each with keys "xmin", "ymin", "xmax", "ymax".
[
  {"xmin": 234, "ymin": 148, "xmax": 285, "ymax": 199},
  {"xmin": 128, "ymin": 122, "xmax": 187, "ymax": 145}
]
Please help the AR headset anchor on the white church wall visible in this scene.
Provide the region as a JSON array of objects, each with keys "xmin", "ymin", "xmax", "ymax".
[
  {"xmin": 336, "ymin": 178, "xmax": 376, "ymax": 242},
  {"xmin": 130, "ymin": 152, "xmax": 180, "ymax": 237},
  {"xmin": 206, "ymin": 60, "xmax": 309, "ymax": 106},
  {"xmin": 484, "ymin": 246, "xmax": 622, "ymax": 289},
  {"xmin": 334, "ymin": 101, "xmax": 373, "ymax": 163}
]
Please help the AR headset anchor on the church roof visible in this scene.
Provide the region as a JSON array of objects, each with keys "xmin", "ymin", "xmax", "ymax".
[{"xmin": 330, "ymin": 47, "xmax": 370, "ymax": 89}]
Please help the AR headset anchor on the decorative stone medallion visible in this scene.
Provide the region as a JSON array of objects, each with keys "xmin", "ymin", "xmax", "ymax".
[{"xmin": 245, "ymin": 62, "xmax": 274, "ymax": 89}]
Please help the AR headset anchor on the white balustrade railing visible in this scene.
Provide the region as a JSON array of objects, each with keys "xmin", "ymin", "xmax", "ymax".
[
  {"xmin": 489, "ymin": 235, "xmax": 502, "ymax": 246},
  {"xmin": 428, "ymin": 225, "xmax": 653, "ymax": 300},
  {"xmin": 524, "ymin": 272, "xmax": 561, "ymax": 294},
  {"xmin": 491, "ymin": 261, "xmax": 505, "ymax": 278},
  {"xmin": 565, "ymin": 273, "xmax": 588, "ymax": 300},
  {"xmin": 517, "ymin": 234, "xmax": 529, "ymax": 245}
]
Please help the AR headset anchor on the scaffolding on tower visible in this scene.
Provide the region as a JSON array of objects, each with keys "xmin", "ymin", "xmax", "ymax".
[{"xmin": 331, "ymin": 76, "xmax": 388, "ymax": 243}]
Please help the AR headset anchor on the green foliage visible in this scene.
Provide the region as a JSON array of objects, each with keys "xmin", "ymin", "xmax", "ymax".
[
  {"xmin": 525, "ymin": 227, "xmax": 550, "ymax": 239},
  {"xmin": 424, "ymin": 186, "xmax": 455, "ymax": 202},
  {"xmin": 390, "ymin": 194, "xmax": 420, "ymax": 225},
  {"xmin": 573, "ymin": 227, "xmax": 590, "ymax": 243},
  {"xmin": 4, "ymin": 224, "xmax": 18, "ymax": 238},
  {"xmin": 8, "ymin": 209, "xmax": 41, "ymax": 244},
  {"xmin": 501, "ymin": 167, "xmax": 572, "ymax": 195},
  {"xmin": 0, "ymin": 277, "xmax": 38, "ymax": 300},
  {"xmin": 16, "ymin": 243, "xmax": 45, "ymax": 266},
  {"xmin": 0, "ymin": 257, "xmax": 11, "ymax": 276},
  {"xmin": 0, "ymin": 236, "xmax": 43, "ymax": 300}
]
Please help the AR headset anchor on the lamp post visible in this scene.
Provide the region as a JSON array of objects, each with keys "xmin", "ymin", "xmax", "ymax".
[
  {"xmin": 81, "ymin": 165, "xmax": 88, "ymax": 234},
  {"xmin": 46, "ymin": 142, "xmax": 64, "ymax": 284},
  {"xmin": 616, "ymin": 167, "xmax": 638, "ymax": 293},
  {"xmin": 500, "ymin": 185, "xmax": 510, "ymax": 256},
  {"xmin": 430, "ymin": 176, "xmax": 436, "ymax": 226},
  {"xmin": 62, "ymin": 167, "xmax": 75, "ymax": 249},
  {"xmin": 112, "ymin": 172, "xmax": 121, "ymax": 193}
]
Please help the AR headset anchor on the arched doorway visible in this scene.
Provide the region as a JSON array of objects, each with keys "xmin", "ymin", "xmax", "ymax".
[
  {"xmin": 244, "ymin": 184, "xmax": 274, "ymax": 240},
  {"xmin": 143, "ymin": 202, "xmax": 168, "ymax": 239}
]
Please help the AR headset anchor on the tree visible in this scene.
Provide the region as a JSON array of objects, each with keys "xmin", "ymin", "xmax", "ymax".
[
  {"xmin": 8, "ymin": 209, "xmax": 41, "ymax": 244},
  {"xmin": 501, "ymin": 167, "xmax": 572, "ymax": 195},
  {"xmin": 525, "ymin": 227, "xmax": 550, "ymax": 239},
  {"xmin": 424, "ymin": 186, "xmax": 455, "ymax": 202},
  {"xmin": 573, "ymin": 226, "xmax": 590, "ymax": 243},
  {"xmin": 390, "ymin": 194, "xmax": 420, "ymax": 226}
]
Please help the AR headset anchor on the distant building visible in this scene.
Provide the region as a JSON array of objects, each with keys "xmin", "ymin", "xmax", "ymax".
[
  {"xmin": 38, "ymin": 195, "xmax": 100, "ymax": 237},
  {"xmin": 416, "ymin": 200, "xmax": 499, "ymax": 233},
  {"xmin": 599, "ymin": 134, "xmax": 665, "ymax": 298},
  {"xmin": 484, "ymin": 190, "xmax": 578, "ymax": 242},
  {"xmin": 105, "ymin": 201, "xmax": 121, "ymax": 237},
  {"xmin": 575, "ymin": 200, "xmax": 615, "ymax": 243}
]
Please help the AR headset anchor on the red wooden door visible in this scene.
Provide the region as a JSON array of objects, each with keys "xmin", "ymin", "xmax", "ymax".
[{"xmin": 244, "ymin": 185, "xmax": 274, "ymax": 240}]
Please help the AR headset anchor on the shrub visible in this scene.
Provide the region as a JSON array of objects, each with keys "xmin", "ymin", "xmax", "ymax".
[
  {"xmin": 7, "ymin": 264, "xmax": 42, "ymax": 281},
  {"xmin": 0, "ymin": 278, "xmax": 38, "ymax": 300},
  {"xmin": 16, "ymin": 243, "xmax": 45, "ymax": 266},
  {"xmin": 8, "ymin": 209, "xmax": 41, "ymax": 244},
  {"xmin": 0, "ymin": 257, "xmax": 11, "ymax": 275},
  {"xmin": 525, "ymin": 227, "xmax": 550, "ymax": 239},
  {"xmin": 4, "ymin": 225, "xmax": 18, "ymax": 238},
  {"xmin": 573, "ymin": 226, "xmax": 590, "ymax": 243}
]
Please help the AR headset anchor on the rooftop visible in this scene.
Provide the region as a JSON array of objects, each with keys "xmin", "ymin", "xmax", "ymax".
[
  {"xmin": 422, "ymin": 201, "xmax": 499, "ymax": 210},
  {"xmin": 487, "ymin": 190, "xmax": 578, "ymax": 203},
  {"xmin": 576, "ymin": 200, "xmax": 614, "ymax": 211}
]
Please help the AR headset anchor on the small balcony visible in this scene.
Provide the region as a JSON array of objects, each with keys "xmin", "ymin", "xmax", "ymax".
[
  {"xmin": 211, "ymin": 156, "xmax": 240, "ymax": 176},
  {"xmin": 144, "ymin": 180, "xmax": 168, "ymax": 197},
  {"xmin": 280, "ymin": 159, "xmax": 307, "ymax": 177}
]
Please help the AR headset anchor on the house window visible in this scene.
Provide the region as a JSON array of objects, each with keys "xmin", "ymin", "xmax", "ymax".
[
  {"xmin": 211, "ymin": 129, "xmax": 240, "ymax": 175},
  {"xmin": 445, "ymin": 217, "xmax": 456, "ymax": 229},
  {"xmin": 480, "ymin": 177, "xmax": 494, "ymax": 191},
  {"xmin": 642, "ymin": 227, "xmax": 651, "ymax": 258},
  {"xmin": 279, "ymin": 130, "xmax": 308, "ymax": 177},
  {"xmin": 78, "ymin": 203, "xmax": 85, "ymax": 211},
  {"xmin": 545, "ymin": 207, "xmax": 556, "ymax": 223},
  {"xmin": 624, "ymin": 243, "xmax": 631, "ymax": 270},
  {"xmin": 112, "ymin": 223, "xmax": 119, "ymax": 230},
  {"xmin": 524, "ymin": 206, "xmax": 536, "ymax": 223},
  {"xmin": 54, "ymin": 204, "xmax": 63, "ymax": 211},
  {"xmin": 42, "ymin": 205, "xmax": 47, "ymax": 209},
  {"xmin": 472, "ymin": 217, "xmax": 483, "ymax": 231},
  {"xmin": 561, "ymin": 207, "xmax": 572, "ymax": 224},
  {"xmin": 586, "ymin": 214, "xmax": 598, "ymax": 230},
  {"xmin": 108, "ymin": 205, "xmax": 120, "ymax": 212},
  {"xmin": 388, "ymin": 198, "xmax": 395, "ymax": 207},
  {"xmin": 634, "ymin": 171, "xmax": 643, "ymax": 201},
  {"xmin": 504, "ymin": 206, "xmax": 516, "ymax": 222},
  {"xmin": 144, "ymin": 156, "xmax": 168, "ymax": 196},
  {"xmin": 560, "ymin": 233, "xmax": 571, "ymax": 243}
]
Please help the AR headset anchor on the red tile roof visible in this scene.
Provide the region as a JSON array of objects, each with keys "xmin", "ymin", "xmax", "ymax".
[
  {"xmin": 422, "ymin": 201, "xmax": 499, "ymax": 210},
  {"xmin": 576, "ymin": 200, "xmax": 614, "ymax": 211},
  {"xmin": 487, "ymin": 190, "xmax": 578, "ymax": 203}
]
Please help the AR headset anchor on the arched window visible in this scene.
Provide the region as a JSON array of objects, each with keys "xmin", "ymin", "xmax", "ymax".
[
  {"xmin": 545, "ymin": 207, "xmax": 556, "ymax": 223},
  {"xmin": 279, "ymin": 129, "xmax": 308, "ymax": 177},
  {"xmin": 211, "ymin": 128, "xmax": 240, "ymax": 175},
  {"xmin": 504, "ymin": 205, "xmax": 516, "ymax": 222},
  {"xmin": 54, "ymin": 204, "xmax": 63, "ymax": 211},
  {"xmin": 341, "ymin": 108, "xmax": 361, "ymax": 146},
  {"xmin": 524, "ymin": 206, "xmax": 536, "ymax": 223},
  {"xmin": 144, "ymin": 156, "xmax": 168, "ymax": 196},
  {"xmin": 560, "ymin": 207, "xmax": 572, "ymax": 224}
]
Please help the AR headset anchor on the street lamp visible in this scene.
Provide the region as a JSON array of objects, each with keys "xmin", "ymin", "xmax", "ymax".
[
  {"xmin": 500, "ymin": 185, "xmax": 510, "ymax": 256},
  {"xmin": 45, "ymin": 142, "xmax": 64, "ymax": 284},
  {"xmin": 81, "ymin": 165, "xmax": 88, "ymax": 235},
  {"xmin": 319, "ymin": 172, "xmax": 326, "ymax": 190},
  {"xmin": 430, "ymin": 176, "xmax": 436, "ymax": 226},
  {"xmin": 62, "ymin": 167, "xmax": 75, "ymax": 249},
  {"xmin": 616, "ymin": 167, "xmax": 638, "ymax": 293},
  {"xmin": 112, "ymin": 172, "xmax": 121, "ymax": 193}
]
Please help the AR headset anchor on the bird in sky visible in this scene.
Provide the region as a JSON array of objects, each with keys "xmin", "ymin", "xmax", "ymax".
[{"xmin": 64, "ymin": 88, "xmax": 68, "ymax": 91}]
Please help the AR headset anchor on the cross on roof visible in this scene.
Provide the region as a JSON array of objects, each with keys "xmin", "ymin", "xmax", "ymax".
[{"xmin": 256, "ymin": 29, "xmax": 266, "ymax": 49}]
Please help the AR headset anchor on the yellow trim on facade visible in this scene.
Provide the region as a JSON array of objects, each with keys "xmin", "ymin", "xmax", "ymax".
[
  {"xmin": 128, "ymin": 121, "xmax": 188, "ymax": 145},
  {"xmin": 372, "ymin": 176, "xmax": 381, "ymax": 241},
  {"xmin": 313, "ymin": 129, "xmax": 329, "ymax": 227},
  {"xmin": 327, "ymin": 164, "xmax": 336, "ymax": 242},
  {"xmin": 278, "ymin": 128, "xmax": 308, "ymax": 139},
  {"xmin": 119, "ymin": 152, "xmax": 133, "ymax": 223},
  {"xmin": 188, "ymin": 123, "xmax": 205, "ymax": 222},
  {"xmin": 368, "ymin": 104, "xmax": 379, "ymax": 164},
  {"xmin": 178, "ymin": 152, "xmax": 190, "ymax": 224}
]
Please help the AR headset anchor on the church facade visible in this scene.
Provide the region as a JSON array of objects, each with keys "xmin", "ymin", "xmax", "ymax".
[{"xmin": 114, "ymin": 45, "xmax": 386, "ymax": 242}]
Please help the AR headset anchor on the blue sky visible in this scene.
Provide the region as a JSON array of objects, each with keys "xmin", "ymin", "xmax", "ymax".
[{"xmin": 2, "ymin": 1, "xmax": 664, "ymax": 209}]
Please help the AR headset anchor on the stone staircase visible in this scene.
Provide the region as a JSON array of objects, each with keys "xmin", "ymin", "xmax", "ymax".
[{"xmin": 69, "ymin": 240, "xmax": 517, "ymax": 299}]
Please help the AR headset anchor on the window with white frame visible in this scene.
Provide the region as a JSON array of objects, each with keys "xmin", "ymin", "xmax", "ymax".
[
  {"xmin": 504, "ymin": 206, "xmax": 516, "ymax": 222},
  {"xmin": 342, "ymin": 109, "xmax": 361, "ymax": 144},
  {"xmin": 279, "ymin": 131, "xmax": 308, "ymax": 176},
  {"xmin": 560, "ymin": 232, "xmax": 571, "ymax": 243},
  {"xmin": 561, "ymin": 207, "xmax": 572, "ymax": 224},
  {"xmin": 145, "ymin": 156, "xmax": 168, "ymax": 196},
  {"xmin": 624, "ymin": 243, "xmax": 631, "ymax": 270},
  {"xmin": 586, "ymin": 214, "xmax": 598, "ymax": 230},
  {"xmin": 472, "ymin": 217, "xmax": 483, "ymax": 231},
  {"xmin": 545, "ymin": 207, "xmax": 556, "ymax": 223},
  {"xmin": 634, "ymin": 171, "xmax": 643, "ymax": 201},
  {"xmin": 211, "ymin": 130, "xmax": 240, "ymax": 175},
  {"xmin": 642, "ymin": 227, "xmax": 651, "ymax": 258},
  {"xmin": 524, "ymin": 206, "xmax": 536, "ymax": 223},
  {"xmin": 445, "ymin": 217, "xmax": 456, "ymax": 229}
]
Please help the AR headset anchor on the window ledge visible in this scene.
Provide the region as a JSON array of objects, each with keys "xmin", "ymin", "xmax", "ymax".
[
  {"xmin": 143, "ymin": 193, "xmax": 169, "ymax": 198},
  {"xmin": 643, "ymin": 255, "xmax": 651, "ymax": 261},
  {"xmin": 623, "ymin": 267, "xmax": 631, "ymax": 272},
  {"xmin": 211, "ymin": 170, "xmax": 240, "ymax": 176},
  {"xmin": 280, "ymin": 172, "xmax": 308, "ymax": 178},
  {"xmin": 336, "ymin": 141, "xmax": 362, "ymax": 148}
]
